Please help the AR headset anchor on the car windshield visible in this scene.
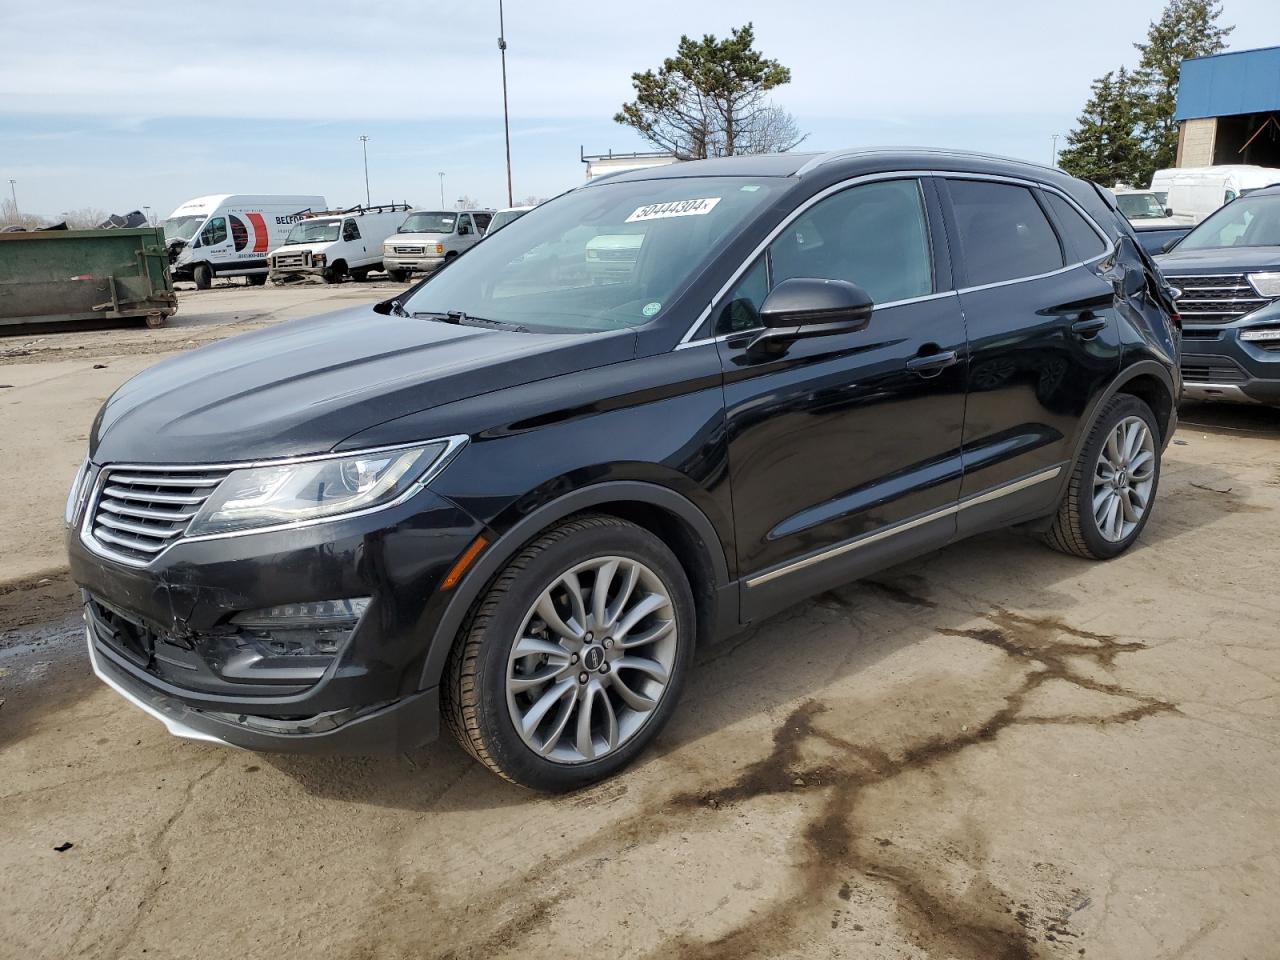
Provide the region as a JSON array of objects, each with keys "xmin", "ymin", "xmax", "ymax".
[
  {"xmin": 284, "ymin": 220, "xmax": 341, "ymax": 245},
  {"xmin": 487, "ymin": 209, "xmax": 529, "ymax": 233},
  {"xmin": 1177, "ymin": 194, "xmax": 1280, "ymax": 250},
  {"xmin": 163, "ymin": 215, "xmax": 205, "ymax": 242},
  {"xmin": 400, "ymin": 212, "xmax": 458, "ymax": 234},
  {"xmin": 400, "ymin": 177, "xmax": 782, "ymax": 332},
  {"xmin": 1117, "ymin": 193, "xmax": 1165, "ymax": 220}
]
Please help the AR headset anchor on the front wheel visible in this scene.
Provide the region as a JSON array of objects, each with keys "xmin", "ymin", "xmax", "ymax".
[
  {"xmin": 1043, "ymin": 394, "xmax": 1161, "ymax": 560},
  {"xmin": 444, "ymin": 515, "xmax": 695, "ymax": 791},
  {"xmin": 192, "ymin": 263, "xmax": 212, "ymax": 290},
  {"xmin": 387, "ymin": 268, "xmax": 409, "ymax": 283},
  {"xmin": 322, "ymin": 261, "xmax": 346, "ymax": 284}
]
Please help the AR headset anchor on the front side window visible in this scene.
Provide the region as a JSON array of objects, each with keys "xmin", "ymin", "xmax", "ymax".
[
  {"xmin": 1179, "ymin": 194, "xmax": 1280, "ymax": 250},
  {"xmin": 713, "ymin": 178, "xmax": 933, "ymax": 335},
  {"xmin": 401, "ymin": 176, "xmax": 783, "ymax": 332},
  {"xmin": 947, "ymin": 180, "xmax": 1064, "ymax": 286},
  {"xmin": 199, "ymin": 217, "xmax": 228, "ymax": 246},
  {"xmin": 342, "ymin": 219, "xmax": 360, "ymax": 241}
]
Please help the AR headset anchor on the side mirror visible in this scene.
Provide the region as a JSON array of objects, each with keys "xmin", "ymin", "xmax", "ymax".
[
  {"xmin": 1161, "ymin": 237, "xmax": 1181, "ymax": 253},
  {"xmin": 458, "ymin": 224, "xmax": 471, "ymax": 236},
  {"xmin": 748, "ymin": 278, "xmax": 874, "ymax": 355},
  {"xmin": 1164, "ymin": 206, "xmax": 1174, "ymax": 217}
]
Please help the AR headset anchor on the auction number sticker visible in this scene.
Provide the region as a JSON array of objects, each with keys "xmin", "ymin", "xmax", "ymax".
[{"xmin": 625, "ymin": 197, "xmax": 721, "ymax": 223}]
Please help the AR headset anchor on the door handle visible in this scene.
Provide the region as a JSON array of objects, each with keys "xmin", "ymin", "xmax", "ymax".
[
  {"xmin": 1070, "ymin": 315, "xmax": 1107, "ymax": 339},
  {"xmin": 906, "ymin": 349, "xmax": 959, "ymax": 377}
]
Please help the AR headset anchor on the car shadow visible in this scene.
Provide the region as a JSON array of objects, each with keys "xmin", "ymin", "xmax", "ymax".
[{"xmin": 264, "ymin": 437, "xmax": 1253, "ymax": 812}]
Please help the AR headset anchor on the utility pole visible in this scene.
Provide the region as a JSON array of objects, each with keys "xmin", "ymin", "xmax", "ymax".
[
  {"xmin": 1051, "ymin": 134, "xmax": 1060, "ymax": 167},
  {"xmin": 7, "ymin": 179, "xmax": 17, "ymax": 218},
  {"xmin": 438, "ymin": 172, "xmax": 446, "ymax": 208},
  {"xmin": 498, "ymin": 0, "xmax": 513, "ymax": 206},
  {"xmin": 359, "ymin": 135, "xmax": 371, "ymax": 206}
]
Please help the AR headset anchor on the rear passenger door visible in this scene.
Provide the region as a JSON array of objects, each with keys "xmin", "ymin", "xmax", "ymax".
[
  {"xmin": 715, "ymin": 176, "xmax": 968, "ymax": 619},
  {"xmin": 939, "ymin": 177, "xmax": 1120, "ymax": 527}
]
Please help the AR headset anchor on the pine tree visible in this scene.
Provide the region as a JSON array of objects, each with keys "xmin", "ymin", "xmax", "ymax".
[
  {"xmin": 1133, "ymin": 0, "xmax": 1233, "ymax": 179},
  {"xmin": 1057, "ymin": 68, "xmax": 1146, "ymax": 186}
]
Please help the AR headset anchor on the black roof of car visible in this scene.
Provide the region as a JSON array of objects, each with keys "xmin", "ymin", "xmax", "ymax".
[{"xmin": 590, "ymin": 147, "xmax": 1072, "ymax": 185}]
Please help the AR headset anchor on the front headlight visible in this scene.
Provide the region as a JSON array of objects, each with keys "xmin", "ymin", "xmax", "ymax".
[
  {"xmin": 185, "ymin": 438, "xmax": 466, "ymax": 537},
  {"xmin": 65, "ymin": 457, "xmax": 90, "ymax": 525},
  {"xmin": 1248, "ymin": 272, "xmax": 1280, "ymax": 298},
  {"xmin": 313, "ymin": 253, "xmax": 327, "ymax": 267}
]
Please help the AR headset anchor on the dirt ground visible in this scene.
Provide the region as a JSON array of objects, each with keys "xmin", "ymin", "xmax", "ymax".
[{"xmin": 2, "ymin": 289, "xmax": 1279, "ymax": 959}]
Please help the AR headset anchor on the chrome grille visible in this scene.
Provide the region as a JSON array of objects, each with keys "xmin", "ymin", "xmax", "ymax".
[
  {"xmin": 595, "ymin": 249, "xmax": 636, "ymax": 262},
  {"xmin": 1166, "ymin": 274, "xmax": 1270, "ymax": 325},
  {"xmin": 272, "ymin": 251, "xmax": 309, "ymax": 269},
  {"xmin": 392, "ymin": 245, "xmax": 424, "ymax": 255},
  {"xmin": 89, "ymin": 466, "xmax": 230, "ymax": 562}
]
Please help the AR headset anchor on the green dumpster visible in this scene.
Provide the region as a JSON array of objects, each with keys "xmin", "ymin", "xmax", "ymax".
[{"xmin": 0, "ymin": 227, "xmax": 179, "ymax": 329}]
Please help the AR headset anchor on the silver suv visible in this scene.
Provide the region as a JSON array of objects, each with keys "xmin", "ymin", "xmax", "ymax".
[{"xmin": 383, "ymin": 210, "xmax": 494, "ymax": 281}]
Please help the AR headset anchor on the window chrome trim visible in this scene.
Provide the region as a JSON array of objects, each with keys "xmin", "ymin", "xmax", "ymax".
[
  {"xmin": 742, "ymin": 465, "xmax": 1063, "ymax": 588},
  {"xmin": 676, "ymin": 169, "xmax": 1113, "ymax": 349},
  {"xmin": 79, "ymin": 436, "xmax": 470, "ymax": 568}
]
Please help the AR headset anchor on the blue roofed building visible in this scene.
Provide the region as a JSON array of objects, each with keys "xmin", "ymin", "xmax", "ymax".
[{"xmin": 1175, "ymin": 45, "xmax": 1280, "ymax": 168}]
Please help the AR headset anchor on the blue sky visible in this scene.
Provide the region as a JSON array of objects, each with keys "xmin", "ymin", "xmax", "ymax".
[{"xmin": 2, "ymin": 0, "xmax": 1276, "ymax": 220}]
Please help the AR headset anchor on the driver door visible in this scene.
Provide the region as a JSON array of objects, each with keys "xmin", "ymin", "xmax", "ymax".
[{"xmin": 715, "ymin": 177, "xmax": 969, "ymax": 619}]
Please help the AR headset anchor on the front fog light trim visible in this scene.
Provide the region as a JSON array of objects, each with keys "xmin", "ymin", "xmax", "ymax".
[
  {"xmin": 1240, "ymin": 327, "xmax": 1280, "ymax": 343},
  {"xmin": 232, "ymin": 597, "xmax": 371, "ymax": 628}
]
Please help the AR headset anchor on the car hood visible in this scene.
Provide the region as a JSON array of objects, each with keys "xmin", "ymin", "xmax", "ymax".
[
  {"xmin": 90, "ymin": 304, "xmax": 637, "ymax": 464},
  {"xmin": 1156, "ymin": 245, "xmax": 1280, "ymax": 274}
]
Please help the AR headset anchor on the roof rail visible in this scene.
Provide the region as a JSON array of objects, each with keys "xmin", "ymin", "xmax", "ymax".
[{"xmin": 794, "ymin": 146, "xmax": 1062, "ymax": 177}]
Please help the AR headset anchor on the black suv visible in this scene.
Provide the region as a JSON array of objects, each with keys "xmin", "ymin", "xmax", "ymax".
[
  {"xmin": 68, "ymin": 149, "xmax": 1180, "ymax": 791},
  {"xmin": 1156, "ymin": 183, "xmax": 1280, "ymax": 405}
]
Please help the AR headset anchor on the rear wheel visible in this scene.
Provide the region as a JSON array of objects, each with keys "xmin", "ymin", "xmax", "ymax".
[
  {"xmin": 444, "ymin": 515, "xmax": 695, "ymax": 791},
  {"xmin": 192, "ymin": 263, "xmax": 212, "ymax": 290},
  {"xmin": 1043, "ymin": 394, "xmax": 1161, "ymax": 560}
]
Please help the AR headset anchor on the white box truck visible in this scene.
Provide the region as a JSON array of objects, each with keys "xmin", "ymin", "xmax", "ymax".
[
  {"xmin": 267, "ymin": 204, "xmax": 413, "ymax": 283},
  {"xmin": 163, "ymin": 194, "xmax": 326, "ymax": 288}
]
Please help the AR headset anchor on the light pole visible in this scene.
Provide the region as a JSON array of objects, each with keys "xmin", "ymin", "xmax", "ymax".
[
  {"xmin": 438, "ymin": 171, "xmax": 446, "ymax": 208},
  {"xmin": 359, "ymin": 135, "xmax": 371, "ymax": 206},
  {"xmin": 498, "ymin": 0, "xmax": 513, "ymax": 206},
  {"xmin": 144, "ymin": 205, "xmax": 153, "ymax": 226},
  {"xmin": 7, "ymin": 179, "xmax": 17, "ymax": 218},
  {"xmin": 1050, "ymin": 134, "xmax": 1060, "ymax": 167}
]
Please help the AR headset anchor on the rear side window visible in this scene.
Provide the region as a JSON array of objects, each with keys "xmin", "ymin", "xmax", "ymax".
[
  {"xmin": 473, "ymin": 212, "xmax": 493, "ymax": 233},
  {"xmin": 1043, "ymin": 192, "xmax": 1108, "ymax": 262},
  {"xmin": 229, "ymin": 215, "xmax": 249, "ymax": 252},
  {"xmin": 947, "ymin": 180, "xmax": 1063, "ymax": 286}
]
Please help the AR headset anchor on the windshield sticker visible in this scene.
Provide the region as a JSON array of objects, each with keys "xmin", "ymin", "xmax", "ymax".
[
  {"xmin": 642, "ymin": 301, "xmax": 662, "ymax": 317},
  {"xmin": 625, "ymin": 198, "xmax": 721, "ymax": 223}
]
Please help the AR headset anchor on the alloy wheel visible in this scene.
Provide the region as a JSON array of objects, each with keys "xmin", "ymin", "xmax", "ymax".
[
  {"xmin": 1093, "ymin": 415, "xmax": 1156, "ymax": 542},
  {"xmin": 505, "ymin": 556, "xmax": 678, "ymax": 764}
]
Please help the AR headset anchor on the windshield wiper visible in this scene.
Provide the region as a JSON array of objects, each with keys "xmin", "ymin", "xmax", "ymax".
[{"xmin": 411, "ymin": 309, "xmax": 529, "ymax": 332}]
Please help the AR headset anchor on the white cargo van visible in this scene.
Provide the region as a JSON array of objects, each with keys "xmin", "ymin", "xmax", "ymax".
[
  {"xmin": 267, "ymin": 204, "xmax": 412, "ymax": 283},
  {"xmin": 1149, "ymin": 166, "xmax": 1280, "ymax": 223},
  {"xmin": 164, "ymin": 194, "xmax": 325, "ymax": 288}
]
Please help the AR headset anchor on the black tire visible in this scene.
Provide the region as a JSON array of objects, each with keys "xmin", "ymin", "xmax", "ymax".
[
  {"xmin": 350, "ymin": 267, "xmax": 371, "ymax": 282},
  {"xmin": 246, "ymin": 273, "xmax": 268, "ymax": 286},
  {"xmin": 1043, "ymin": 394, "xmax": 1161, "ymax": 560},
  {"xmin": 192, "ymin": 263, "xmax": 212, "ymax": 290},
  {"xmin": 387, "ymin": 268, "xmax": 409, "ymax": 283},
  {"xmin": 322, "ymin": 261, "xmax": 347, "ymax": 284},
  {"xmin": 443, "ymin": 515, "xmax": 696, "ymax": 791}
]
